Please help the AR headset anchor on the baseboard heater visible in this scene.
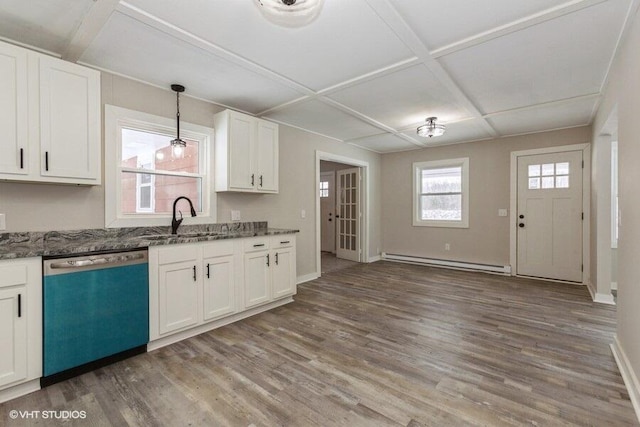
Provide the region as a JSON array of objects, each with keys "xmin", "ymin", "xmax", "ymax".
[{"xmin": 382, "ymin": 253, "xmax": 511, "ymax": 275}]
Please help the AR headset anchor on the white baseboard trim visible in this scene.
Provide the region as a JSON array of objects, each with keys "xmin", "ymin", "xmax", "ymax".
[
  {"xmin": 595, "ymin": 292, "xmax": 616, "ymax": 305},
  {"xmin": 612, "ymin": 281, "xmax": 618, "ymax": 291},
  {"xmin": 382, "ymin": 253, "xmax": 510, "ymax": 275},
  {"xmin": 368, "ymin": 255, "xmax": 382, "ymax": 263},
  {"xmin": 297, "ymin": 273, "xmax": 320, "ymax": 284},
  {"xmin": 611, "ymin": 336, "xmax": 640, "ymax": 424},
  {"xmin": 148, "ymin": 297, "xmax": 294, "ymax": 352},
  {"xmin": 0, "ymin": 379, "xmax": 40, "ymax": 404},
  {"xmin": 586, "ymin": 280, "xmax": 616, "ymax": 305}
]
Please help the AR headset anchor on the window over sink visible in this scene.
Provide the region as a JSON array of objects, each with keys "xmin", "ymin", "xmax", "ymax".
[{"xmin": 105, "ymin": 105, "xmax": 216, "ymax": 228}]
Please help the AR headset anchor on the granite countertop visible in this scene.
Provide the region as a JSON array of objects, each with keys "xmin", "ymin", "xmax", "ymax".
[{"xmin": 0, "ymin": 222, "xmax": 299, "ymax": 260}]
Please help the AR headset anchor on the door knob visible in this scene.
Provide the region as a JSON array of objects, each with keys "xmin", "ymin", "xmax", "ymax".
[
  {"xmin": 328, "ymin": 219, "xmax": 332, "ymax": 222},
  {"xmin": 519, "ymin": 214, "xmax": 524, "ymax": 219},
  {"xmin": 519, "ymin": 223, "xmax": 525, "ymax": 228}
]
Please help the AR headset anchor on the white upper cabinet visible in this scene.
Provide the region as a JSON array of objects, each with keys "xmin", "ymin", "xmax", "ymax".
[
  {"xmin": 38, "ymin": 56, "xmax": 100, "ymax": 182},
  {"xmin": 214, "ymin": 109, "xmax": 279, "ymax": 193},
  {"xmin": 0, "ymin": 40, "xmax": 101, "ymax": 185},
  {"xmin": 0, "ymin": 42, "xmax": 28, "ymax": 177}
]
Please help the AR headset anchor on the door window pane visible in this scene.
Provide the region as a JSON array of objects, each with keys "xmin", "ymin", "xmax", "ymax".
[
  {"xmin": 556, "ymin": 175, "xmax": 569, "ymax": 188},
  {"xmin": 541, "ymin": 163, "xmax": 554, "ymax": 176},
  {"xmin": 528, "ymin": 165, "xmax": 540, "ymax": 177},
  {"xmin": 529, "ymin": 178, "xmax": 540, "ymax": 189},
  {"xmin": 542, "ymin": 177, "xmax": 554, "ymax": 189},
  {"xmin": 556, "ymin": 162, "xmax": 569, "ymax": 175}
]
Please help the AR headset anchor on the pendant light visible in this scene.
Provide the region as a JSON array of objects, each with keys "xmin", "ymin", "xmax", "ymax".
[
  {"xmin": 170, "ymin": 84, "xmax": 186, "ymax": 157},
  {"xmin": 417, "ymin": 117, "xmax": 446, "ymax": 138},
  {"xmin": 254, "ymin": 0, "xmax": 324, "ymax": 27}
]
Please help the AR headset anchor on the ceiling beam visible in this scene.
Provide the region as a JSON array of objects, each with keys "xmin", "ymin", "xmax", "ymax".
[
  {"xmin": 430, "ymin": 0, "xmax": 608, "ymax": 59},
  {"xmin": 117, "ymin": 1, "xmax": 315, "ymax": 97},
  {"xmin": 63, "ymin": 0, "xmax": 120, "ymax": 62},
  {"xmin": 363, "ymin": 0, "xmax": 499, "ymax": 138}
]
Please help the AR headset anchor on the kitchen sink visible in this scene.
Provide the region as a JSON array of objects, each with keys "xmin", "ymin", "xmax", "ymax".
[{"xmin": 138, "ymin": 231, "xmax": 225, "ymax": 240}]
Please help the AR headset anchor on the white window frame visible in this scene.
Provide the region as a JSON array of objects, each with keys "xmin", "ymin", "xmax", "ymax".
[
  {"xmin": 105, "ymin": 105, "xmax": 216, "ymax": 228},
  {"xmin": 413, "ymin": 157, "xmax": 469, "ymax": 228}
]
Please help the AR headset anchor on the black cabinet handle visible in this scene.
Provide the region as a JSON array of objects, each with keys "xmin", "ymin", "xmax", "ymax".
[
  {"xmin": 19, "ymin": 148, "xmax": 24, "ymax": 169},
  {"xmin": 253, "ymin": 243, "xmax": 265, "ymax": 247},
  {"xmin": 275, "ymin": 252, "xmax": 279, "ymax": 265},
  {"xmin": 18, "ymin": 294, "xmax": 22, "ymax": 318},
  {"xmin": 266, "ymin": 254, "xmax": 270, "ymax": 267},
  {"xmin": 206, "ymin": 263, "xmax": 210, "ymax": 278},
  {"xmin": 193, "ymin": 265, "xmax": 197, "ymax": 281},
  {"xmin": 251, "ymin": 174, "xmax": 255, "ymax": 186},
  {"xmin": 280, "ymin": 241, "xmax": 290, "ymax": 244},
  {"xmin": 259, "ymin": 175, "xmax": 263, "ymax": 187},
  {"xmin": 45, "ymin": 151, "xmax": 49, "ymax": 171}
]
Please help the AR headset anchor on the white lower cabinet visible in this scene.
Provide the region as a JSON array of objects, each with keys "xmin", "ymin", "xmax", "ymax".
[
  {"xmin": 243, "ymin": 236, "xmax": 297, "ymax": 309},
  {"xmin": 150, "ymin": 236, "xmax": 295, "ymax": 344},
  {"xmin": 0, "ymin": 258, "xmax": 42, "ymax": 401}
]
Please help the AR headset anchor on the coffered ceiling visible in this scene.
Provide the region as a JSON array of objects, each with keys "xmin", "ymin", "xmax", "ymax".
[{"xmin": 0, "ymin": 0, "xmax": 637, "ymax": 152}]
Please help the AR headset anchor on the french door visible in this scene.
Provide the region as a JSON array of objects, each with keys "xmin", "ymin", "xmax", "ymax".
[{"xmin": 336, "ymin": 168, "xmax": 360, "ymax": 262}]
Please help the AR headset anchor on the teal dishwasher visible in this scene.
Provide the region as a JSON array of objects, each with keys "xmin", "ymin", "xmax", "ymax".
[{"xmin": 42, "ymin": 249, "xmax": 149, "ymax": 386}]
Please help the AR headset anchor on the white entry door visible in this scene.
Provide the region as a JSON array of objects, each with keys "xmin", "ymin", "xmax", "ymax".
[
  {"xmin": 320, "ymin": 171, "xmax": 336, "ymax": 252},
  {"xmin": 517, "ymin": 151, "xmax": 583, "ymax": 282},
  {"xmin": 336, "ymin": 167, "xmax": 360, "ymax": 262}
]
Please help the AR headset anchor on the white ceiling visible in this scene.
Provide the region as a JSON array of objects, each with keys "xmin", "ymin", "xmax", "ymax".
[{"xmin": 0, "ymin": 0, "xmax": 636, "ymax": 153}]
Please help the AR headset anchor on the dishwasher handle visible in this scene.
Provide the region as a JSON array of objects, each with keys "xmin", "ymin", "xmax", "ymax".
[{"xmin": 47, "ymin": 252, "xmax": 146, "ymax": 270}]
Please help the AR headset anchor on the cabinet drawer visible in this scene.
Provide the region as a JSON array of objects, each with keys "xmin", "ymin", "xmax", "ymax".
[
  {"xmin": 202, "ymin": 240, "xmax": 234, "ymax": 258},
  {"xmin": 271, "ymin": 236, "xmax": 294, "ymax": 249},
  {"xmin": 243, "ymin": 237, "xmax": 270, "ymax": 253},
  {"xmin": 0, "ymin": 264, "xmax": 28, "ymax": 289},
  {"xmin": 157, "ymin": 244, "xmax": 200, "ymax": 265}
]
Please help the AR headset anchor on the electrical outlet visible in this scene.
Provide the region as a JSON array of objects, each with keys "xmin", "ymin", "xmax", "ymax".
[
  {"xmin": 301, "ymin": 209, "xmax": 306, "ymax": 219},
  {"xmin": 445, "ymin": 243, "xmax": 450, "ymax": 251},
  {"xmin": 498, "ymin": 209, "xmax": 508, "ymax": 217},
  {"xmin": 0, "ymin": 214, "xmax": 5, "ymax": 231},
  {"xmin": 231, "ymin": 210, "xmax": 241, "ymax": 221}
]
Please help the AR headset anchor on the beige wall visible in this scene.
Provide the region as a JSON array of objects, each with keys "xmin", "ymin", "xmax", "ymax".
[
  {"xmin": 593, "ymin": 4, "xmax": 640, "ymax": 404},
  {"xmin": 0, "ymin": 72, "xmax": 382, "ymax": 279},
  {"xmin": 381, "ymin": 126, "xmax": 591, "ymax": 266}
]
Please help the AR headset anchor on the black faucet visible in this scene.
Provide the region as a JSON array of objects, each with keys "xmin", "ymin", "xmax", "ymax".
[{"xmin": 171, "ymin": 196, "xmax": 197, "ymax": 234}]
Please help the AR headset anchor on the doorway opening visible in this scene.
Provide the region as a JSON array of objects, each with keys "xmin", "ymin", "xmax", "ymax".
[{"xmin": 315, "ymin": 152, "xmax": 369, "ymax": 278}]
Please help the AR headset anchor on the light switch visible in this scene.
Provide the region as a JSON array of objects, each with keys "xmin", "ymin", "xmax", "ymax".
[
  {"xmin": 0, "ymin": 214, "xmax": 5, "ymax": 230},
  {"xmin": 498, "ymin": 209, "xmax": 508, "ymax": 217},
  {"xmin": 301, "ymin": 209, "xmax": 306, "ymax": 219},
  {"xmin": 231, "ymin": 210, "xmax": 241, "ymax": 221}
]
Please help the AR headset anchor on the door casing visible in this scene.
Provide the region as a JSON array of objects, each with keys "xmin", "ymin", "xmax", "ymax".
[{"xmin": 509, "ymin": 143, "xmax": 590, "ymax": 284}]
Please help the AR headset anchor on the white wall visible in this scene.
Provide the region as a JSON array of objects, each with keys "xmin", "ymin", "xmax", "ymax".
[
  {"xmin": 381, "ymin": 126, "xmax": 591, "ymax": 267},
  {"xmin": 593, "ymin": 4, "xmax": 640, "ymax": 415},
  {"xmin": 0, "ymin": 72, "xmax": 382, "ymax": 279}
]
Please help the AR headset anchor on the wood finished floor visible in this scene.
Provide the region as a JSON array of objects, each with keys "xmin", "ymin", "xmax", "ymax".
[{"xmin": 1, "ymin": 261, "xmax": 637, "ymax": 426}]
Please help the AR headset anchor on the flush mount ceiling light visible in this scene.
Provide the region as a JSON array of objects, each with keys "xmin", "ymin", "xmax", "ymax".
[
  {"xmin": 170, "ymin": 84, "xmax": 186, "ymax": 149},
  {"xmin": 254, "ymin": 0, "xmax": 324, "ymax": 27},
  {"xmin": 417, "ymin": 117, "xmax": 446, "ymax": 138}
]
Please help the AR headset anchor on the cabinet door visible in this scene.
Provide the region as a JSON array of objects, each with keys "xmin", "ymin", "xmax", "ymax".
[
  {"xmin": 0, "ymin": 287, "xmax": 27, "ymax": 388},
  {"xmin": 158, "ymin": 261, "xmax": 200, "ymax": 335},
  {"xmin": 243, "ymin": 250, "xmax": 271, "ymax": 308},
  {"xmin": 256, "ymin": 120, "xmax": 278, "ymax": 193},
  {"xmin": 228, "ymin": 112, "xmax": 255, "ymax": 190},
  {"xmin": 38, "ymin": 55, "xmax": 100, "ymax": 182},
  {"xmin": 0, "ymin": 42, "xmax": 28, "ymax": 176},
  {"xmin": 272, "ymin": 247, "xmax": 296, "ymax": 299},
  {"xmin": 203, "ymin": 255, "xmax": 235, "ymax": 321}
]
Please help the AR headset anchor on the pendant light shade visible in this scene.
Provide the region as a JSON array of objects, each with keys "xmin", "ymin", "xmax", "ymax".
[
  {"xmin": 254, "ymin": 0, "xmax": 324, "ymax": 27},
  {"xmin": 417, "ymin": 117, "xmax": 446, "ymax": 138},
  {"xmin": 170, "ymin": 84, "xmax": 186, "ymax": 149}
]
